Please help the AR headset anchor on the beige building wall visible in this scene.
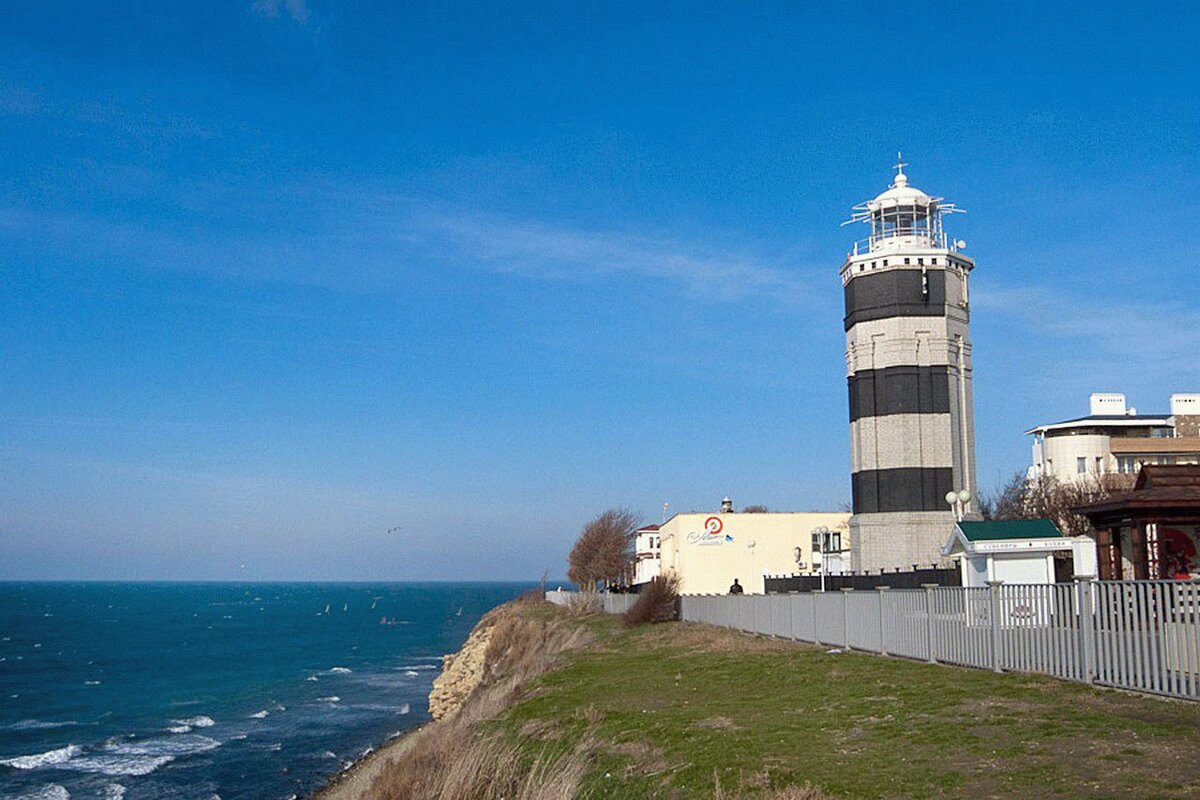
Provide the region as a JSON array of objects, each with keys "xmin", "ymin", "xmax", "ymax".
[{"xmin": 658, "ymin": 512, "xmax": 851, "ymax": 595}]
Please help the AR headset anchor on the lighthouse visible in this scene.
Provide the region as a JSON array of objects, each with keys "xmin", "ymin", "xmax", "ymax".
[{"xmin": 841, "ymin": 157, "xmax": 978, "ymax": 573}]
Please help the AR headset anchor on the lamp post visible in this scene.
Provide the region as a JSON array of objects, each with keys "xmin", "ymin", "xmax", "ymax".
[{"xmin": 944, "ymin": 489, "xmax": 972, "ymax": 522}]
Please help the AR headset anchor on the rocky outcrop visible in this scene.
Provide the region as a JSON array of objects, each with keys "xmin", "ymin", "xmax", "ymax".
[{"xmin": 427, "ymin": 614, "xmax": 496, "ymax": 720}]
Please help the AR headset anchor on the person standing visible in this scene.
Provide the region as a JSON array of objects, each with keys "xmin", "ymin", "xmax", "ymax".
[{"xmin": 728, "ymin": 578, "xmax": 744, "ymax": 595}]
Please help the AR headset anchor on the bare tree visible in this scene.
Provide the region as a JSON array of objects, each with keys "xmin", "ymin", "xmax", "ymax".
[
  {"xmin": 566, "ymin": 508, "xmax": 640, "ymax": 590},
  {"xmin": 982, "ymin": 471, "xmax": 1135, "ymax": 537}
]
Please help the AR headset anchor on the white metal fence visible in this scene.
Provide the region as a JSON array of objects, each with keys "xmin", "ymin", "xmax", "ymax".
[{"xmin": 622, "ymin": 581, "xmax": 1200, "ymax": 701}]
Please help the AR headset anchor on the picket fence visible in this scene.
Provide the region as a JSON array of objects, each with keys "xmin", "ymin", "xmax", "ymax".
[{"xmin": 590, "ymin": 581, "xmax": 1200, "ymax": 701}]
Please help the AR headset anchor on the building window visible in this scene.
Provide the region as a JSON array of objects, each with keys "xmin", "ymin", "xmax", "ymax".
[
  {"xmin": 882, "ymin": 259, "xmax": 888, "ymax": 267},
  {"xmin": 1046, "ymin": 459, "xmax": 1054, "ymax": 475},
  {"xmin": 1096, "ymin": 457, "xmax": 1104, "ymax": 474},
  {"xmin": 1077, "ymin": 457, "xmax": 1087, "ymax": 474},
  {"xmin": 904, "ymin": 257, "xmax": 910, "ymax": 265},
  {"xmin": 931, "ymin": 257, "xmax": 938, "ymax": 265},
  {"xmin": 917, "ymin": 258, "xmax": 924, "ymax": 266}
]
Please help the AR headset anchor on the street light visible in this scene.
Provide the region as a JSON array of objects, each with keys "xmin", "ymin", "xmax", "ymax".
[{"xmin": 945, "ymin": 489, "xmax": 972, "ymax": 522}]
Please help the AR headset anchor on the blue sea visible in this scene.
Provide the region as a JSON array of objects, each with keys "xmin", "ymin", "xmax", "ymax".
[{"xmin": 0, "ymin": 582, "xmax": 532, "ymax": 800}]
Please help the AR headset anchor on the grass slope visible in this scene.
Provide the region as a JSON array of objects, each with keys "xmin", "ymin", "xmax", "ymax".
[{"xmin": 500, "ymin": 613, "xmax": 1200, "ymax": 799}]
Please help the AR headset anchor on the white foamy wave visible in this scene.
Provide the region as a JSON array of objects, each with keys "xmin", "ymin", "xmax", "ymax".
[
  {"xmin": 0, "ymin": 745, "xmax": 82, "ymax": 769},
  {"xmin": 395, "ymin": 664, "xmax": 437, "ymax": 671},
  {"xmin": 167, "ymin": 725, "xmax": 191, "ymax": 734},
  {"xmin": 403, "ymin": 670, "xmax": 419, "ymax": 677},
  {"xmin": 305, "ymin": 675, "xmax": 319, "ymax": 682},
  {"xmin": 248, "ymin": 710, "xmax": 269, "ymax": 719},
  {"xmin": 104, "ymin": 784, "xmax": 126, "ymax": 800},
  {"xmin": 84, "ymin": 681, "xmax": 101, "ymax": 686},
  {"xmin": 171, "ymin": 715, "xmax": 215, "ymax": 728},
  {"xmin": 399, "ymin": 703, "xmax": 410, "ymax": 715},
  {"xmin": 13, "ymin": 784, "xmax": 70, "ymax": 800},
  {"xmin": 64, "ymin": 734, "xmax": 220, "ymax": 777},
  {"xmin": 322, "ymin": 750, "xmax": 337, "ymax": 759},
  {"xmin": 1, "ymin": 720, "xmax": 79, "ymax": 731},
  {"xmin": 329, "ymin": 667, "xmax": 352, "ymax": 674},
  {"xmin": 317, "ymin": 696, "xmax": 340, "ymax": 703}
]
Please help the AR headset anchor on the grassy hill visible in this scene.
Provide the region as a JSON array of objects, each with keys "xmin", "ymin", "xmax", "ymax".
[{"xmin": 368, "ymin": 598, "xmax": 1200, "ymax": 799}]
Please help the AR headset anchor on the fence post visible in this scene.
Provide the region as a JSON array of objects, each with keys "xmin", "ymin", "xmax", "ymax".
[
  {"xmin": 841, "ymin": 588, "xmax": 853, "ymax": 650},
  {"xmin": 988, "ymin": 581, "xmax": 1003, "ymax": 673},
  {"xmin": 1075, "ymin": 575, "xmax": 1096, "ymax": 684},
  {"xmin": 877, "ymin": 586, "xmax": 889, "ymax": 656},
  {"xmin": 813, "ymin": 589, "xmax": 822, "ymax": 646},
  {"xmin": 922, "ymin": 584, "xmax": 937, "ymax": 664}
]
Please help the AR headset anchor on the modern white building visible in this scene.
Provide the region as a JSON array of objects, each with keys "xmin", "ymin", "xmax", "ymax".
[
  {"xmin": 657, "ymin": 507, "xmax": 851, "ymax": 595},
  {"xmin": 841, "ymin": 158, "xmax": 977, "ymax": 573},
  {"xmin": 1026, "ymin": 393, "xmax": 1200, "ymax": 481}
]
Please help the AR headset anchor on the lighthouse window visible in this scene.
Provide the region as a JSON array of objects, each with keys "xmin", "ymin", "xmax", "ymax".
[{"xmin": 904, "ymin": 258, "xmax": 910, "ymax": 265}]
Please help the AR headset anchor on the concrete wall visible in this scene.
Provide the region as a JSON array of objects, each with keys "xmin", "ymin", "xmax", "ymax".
[{"xmin": 658, "ymin": 511, "xmax": 851, "ymax": 595}]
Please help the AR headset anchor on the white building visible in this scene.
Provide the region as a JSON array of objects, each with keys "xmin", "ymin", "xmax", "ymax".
[
  {"xmin": 632, "ymin": 524, "xmax": 661, "ymax": 585},
  {"xmin": 658, "ymin": 507, "xmax": 851, "ymax": 595},
  {"xmin": 940, "ymin": 519, "xmax": 1097, "ymax": 587},
  {"xmin": 1026, "ymin": 393, "xmax": 1200, "ymax": 481}
]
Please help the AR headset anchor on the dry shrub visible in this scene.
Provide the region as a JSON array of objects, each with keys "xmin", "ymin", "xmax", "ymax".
[
  {"xmin": 713, "ymin": 768, "xmax": 832, "ymax": 800},
  {"xmin": 564, "ymin": 591, "xmax": 602, "ymax": 617},
  {"xmin": 621, "ymin": 573, "xmax": 679, "ymax": 627}
]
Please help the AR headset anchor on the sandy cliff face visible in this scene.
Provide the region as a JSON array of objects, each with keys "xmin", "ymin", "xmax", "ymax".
[{"xmin": 427, "ymin": 614, "xmax": 496, "ymax": 720}]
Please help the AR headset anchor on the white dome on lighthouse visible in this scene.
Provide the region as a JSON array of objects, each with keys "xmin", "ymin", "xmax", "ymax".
[
  {"xmin": 843, "ymin": 154, "xmax": 964, "ymax": 255},
  {"xmin": 868, "ymin": 169, "xmax": 934, "ymax": 209}
]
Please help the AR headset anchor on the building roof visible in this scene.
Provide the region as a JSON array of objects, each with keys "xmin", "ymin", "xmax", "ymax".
[
  {"xmin": 957, "ymin": 519, "xmax": 1064, "ymax": 541},
  {"xmin": 942, "ymin": 518, "xmax": 1073, "ymax": 558},
  {"xmin": 1024, "ymin": 414, "xmax": 1172, "ymax": 436},
  {"xmin": 635, "ymin": 524, "xmax": 661, "ymax": 533},
  {"xmin": 1074, "ymin": 465, "xmax": 1200, "ymax": 525},
  {"xmin": 1109, "ymin": 437, "xmax": 1200, "ymax": 455}
]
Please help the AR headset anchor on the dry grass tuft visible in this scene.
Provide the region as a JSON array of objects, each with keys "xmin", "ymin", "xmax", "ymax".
[
  {"xmin": 563, "ymin": 591, "xmax": 602, "ymax": 617},
  {"xmin": 712, "ymin": 768, "xmax": 833, "ymax": 800},
  {"xmin": 621, "ymin": 574, "xmax": 679, "ymax": 627}
]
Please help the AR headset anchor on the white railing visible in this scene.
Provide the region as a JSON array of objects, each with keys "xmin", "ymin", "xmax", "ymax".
[{"xmin": 593, "ymin": 581, "xmax": 1200, "ymax": 702}]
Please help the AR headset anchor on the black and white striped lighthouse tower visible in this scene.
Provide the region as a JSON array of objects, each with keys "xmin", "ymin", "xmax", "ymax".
[{"xmin": 841, "ymin": 157, "xmax": 978, "ymax": 572}]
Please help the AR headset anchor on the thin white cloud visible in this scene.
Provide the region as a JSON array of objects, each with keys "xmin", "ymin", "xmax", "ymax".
[
  {"xmin": 974, "ymin": 285, "xmax": 1200, "ymax": 376},
  {"xmin": 252, "ymin": 0, "xmax": 309, "ymax": 23},
  {"xmin": 409, "ymin": 207, "xmax": 825, "ymax": 306}
]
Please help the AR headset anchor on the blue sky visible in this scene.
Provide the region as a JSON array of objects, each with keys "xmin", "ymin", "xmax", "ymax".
[{"xmin": 2, "ymin": 2, "xmax": 1198, "ymax": 580}]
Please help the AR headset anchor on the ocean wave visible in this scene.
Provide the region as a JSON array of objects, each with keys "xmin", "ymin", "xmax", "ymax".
[
  {"xmin": 403, "ymin": 670, "xmax": 420, "ymax": 677},
  {"xmin": 171, "ymin": 715, "xmax": 215, "ymax": 728},
  {"xmin": 248, "ymin": 710, "xmax": 269, "ymax": 719},
  {"xmin": 328, "ymin": 667, "xmax": 352, "ymax": 674},
  {"xmin": 316, "ymin": 696, "xmax": 340, "ymax": 703},
  {"xmin": 305, "ymin": 675, "xmax": 319, "ymax": 681},
  {"xmin": 167, "ymin": 725, "xmax": 192, "ymax": 734},
  {"xmin": 11, "ymin": 784, "xmax": 70, "ymax": 800},
  {"xmin": 0, "ymin": 720, "xmax": 79, "ymax": 731},
  {"xmin": 64, "ymin": 734, "xmax": 221, "ymax": 777},
  {"xmin": 399, "ymin": 703, "xmax": 410, "ymax": 715},
  {"xmin": 0, "ymin": 745, "xmax": 82, "ymax": 770},
  {"xmin": 104, "ymin": 784, "xmax": 126, "ymax": 800},
  {"xmin": 395, "ymin": 664, "xmax": 437, "ymax": 671}
]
